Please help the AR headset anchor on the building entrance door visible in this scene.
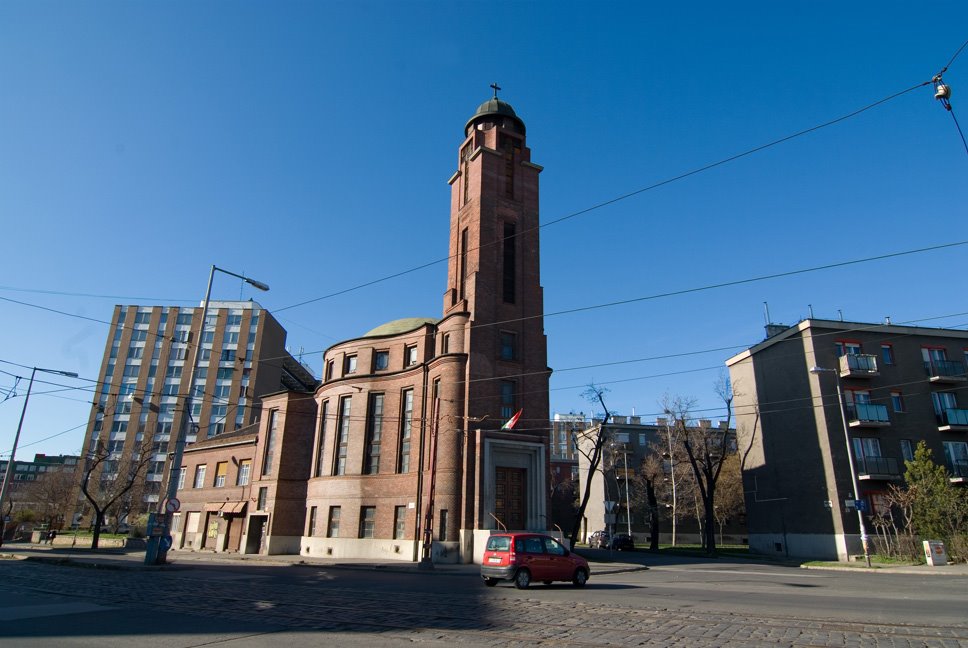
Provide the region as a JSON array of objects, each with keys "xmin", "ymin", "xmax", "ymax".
[
  {"xmin": 495, "ymin": 467, "xmax": 526, "ymax": 530},
  {"xmin": 245, "ymin": 515, "xmax": 267, "ymax": 554}
]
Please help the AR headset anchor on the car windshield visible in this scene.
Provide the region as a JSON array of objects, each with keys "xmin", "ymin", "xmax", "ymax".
[{"xmin": 486, "ymin": 536, "xmax": 511, "ymax": 552}]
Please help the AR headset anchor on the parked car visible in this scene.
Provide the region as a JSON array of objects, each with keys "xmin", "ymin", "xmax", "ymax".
[
  {"xmin": 481, "ymin": 533, "xmax": 590, "ymax": 589},
  {"xmin": 588, "ymin": 530, "xmax": 610, "ymax": 549},
  {"xmin": 609, "ymin": 532, "xmax": 635, "ymax": 551}
]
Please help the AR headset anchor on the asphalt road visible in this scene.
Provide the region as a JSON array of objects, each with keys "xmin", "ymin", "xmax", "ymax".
[{"xmin": 1, "ymin": 552, "xmax": 966, "ymax": 647}]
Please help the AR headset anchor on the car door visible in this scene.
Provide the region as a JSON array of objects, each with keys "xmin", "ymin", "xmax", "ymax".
[
  {"xmin": 542, "ymin": 536, "xmax": 571, "ymax": 580},
  {"xmin": 520, "ymin": 535, "xmax": 548, "ymax": 579}
]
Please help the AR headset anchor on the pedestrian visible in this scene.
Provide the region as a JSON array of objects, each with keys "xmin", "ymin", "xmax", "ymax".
[{"xmin": 47, "ymin": 529, "xmax": 57, "ymax": 545}]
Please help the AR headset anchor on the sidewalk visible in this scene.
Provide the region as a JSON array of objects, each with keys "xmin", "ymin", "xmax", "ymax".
[
  {"xmin": 0, "ymin": 543, "xmax": 648, "ymax": 576},
  {"xmin": 4, "ymin": 542, "xmax": 966, "ymax": 576}
]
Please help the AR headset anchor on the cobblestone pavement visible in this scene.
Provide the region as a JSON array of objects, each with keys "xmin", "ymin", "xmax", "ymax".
[{"xmin": 2, "ymin": 559, "xmax": 966, "ymax": 647}]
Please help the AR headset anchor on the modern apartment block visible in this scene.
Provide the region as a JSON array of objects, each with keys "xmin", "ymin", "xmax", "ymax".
[
  {"xmin": 77, "ymin": 301, "xmax": 316, "ymax": 522},
  {"xmin": 727, "ymin": 318, "xmax": 968, "ymax": 561}
]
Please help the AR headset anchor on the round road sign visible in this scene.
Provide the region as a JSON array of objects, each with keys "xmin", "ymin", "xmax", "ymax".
[{"xmin": 165, "ymin": 498, "xmax": 181, "ymax": 513}]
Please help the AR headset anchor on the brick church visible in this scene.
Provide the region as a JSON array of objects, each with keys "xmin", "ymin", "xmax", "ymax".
[{"xmin": 170, "ymin": 93, "xmax": 552, "ymax": 564}]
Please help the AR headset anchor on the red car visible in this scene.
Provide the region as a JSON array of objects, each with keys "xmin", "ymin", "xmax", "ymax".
[{"xmin": 481, "ymin": 533, "xmax": 590, "ymax": 589}]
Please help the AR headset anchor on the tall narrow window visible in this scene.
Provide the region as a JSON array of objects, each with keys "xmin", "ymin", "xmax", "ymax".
[
  {"xmin": 344, "ymin": 355, "xmax": 357, "ymax": 374},
  {"xmin": 327, "ymin": 506, "xmax": 341, "ymax": 538},
  {"xmin": 502, "ymin": 222, "xmax": 516, "ymax": 304},
  {"xmin": 314, "ymin": 401, "xmax": 329, "ymax": 478},
  {"xmin": 500, "ymin": 331, "xmax": 517, "ymax": 361},
  {"xmin": 398, "ymin": 389, "xmax": 414, "ymax": 473},
  {"xmin": 359, "ymin": 506, "xmax": 376, "ymax": 538},
  {"xmin": 461, "ymin": 143, "xmax": 471, "ymax": 205},
  {"xmin": 438, "ymin": 509, "xmax": 448, "ymax": 541},
  {"xmin": 500, "ymin": 381, "xmax": 516, "ymax": 419},
  {"xmin": 193, "ymin": 465, "xmax": 207, "ymax": 488},
  {"xmin": 394, "ymin": 505, "xmax": 406, "ymax": 539},
  {"xmin": 257, "ymin": 487, "xmax": 267, "ymax": 510},
  {"xmin": 307, "ymin": 506, "xmax": 317, "ymax": 537},
  {"xmin": 458, "ymin": 228, "xmax": 468, "ymax": 301},
  {"xmin": 334, "ymin": 396, "xmax": 352, "ymax": 476},
  {"xmin": 500, "ymin": 134, "xmax": 520, "ymax": 198},
  {"xmin": 364, "ymin": 394, "xmax": 384, "ymax": 474},
  {"xmin": 262, "ymin": 410, "xmax": 278, "ymax": 477},
  {"xmin": 214, "ymin": 462, "xmax": 227, "ymax": 487},
  {"xmin": 900, "ymin": 439, "xmax": 914, "ymax": 462},
  {"xmin": 236, "ymin": 460, "xmax": 251, "ymax": 486}
]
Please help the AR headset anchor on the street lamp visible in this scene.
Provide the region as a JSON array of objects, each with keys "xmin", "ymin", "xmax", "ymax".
[
  {"xmin": 0, "ymin": 365, "xmax": 78, "ymax": 547},
  {"xmin": 809, "ymin": 365, "xmax": 872, "ymax": 567},
  {"xmin": 146, "ymin": 265, "xmax": 268, "ymax": 565}
]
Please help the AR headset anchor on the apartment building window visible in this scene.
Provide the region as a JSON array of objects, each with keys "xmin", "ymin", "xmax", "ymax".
[
  {"xmin": 932, "ymin": 391, "xmax": 958, "ymax": 417},
  {"xmin": 237, "ymin": 459, "xmax": 251, "ymax": 486},
  {"xmin": 214, "ymin": 462, "xmax": 227, "ymax": 487},
  {"xmin": 327, "ymin": 506, "xmax": 341, "ymax": 538},
  {"xmin": 262, "ymin": 410, "xmax": 278, "ymax": 476},
  {"xmin": 502, "ymin": 222, "xmax": 516, "ymax": 304},
  {"xmin": 500, "ymin": 331, "xmax": 517, "ymax": 361},
  {"xmin": 500, "ymin": 381, "xmax": 516, "ymax": 419},
  {"xmin": 307, "ymin": 506, "xmax": 318, "ymax": 537},
  {"xmin": 166, "ymin": 365, "xmax": 182, "ymax": 379},
  {"xmin": 344, "ymin": 355, "xmax": 357, "ymax": 374},
  {"xmin": 891, "ymin": 391, "xmax": 906, "ymax": 413},
  {"xmin": 363, "ymin": 394, "xmax": 384, "ymax": 474},
  {"xmin": 131, "ymin": 329, "xmax": 147, "ymax": 342},
  {"xmin": 398, "ymin": 389, "xmax": 414, "ymax": 473},
  {"xmin": 900, "ymin": 440, "xmax": 914, "ymax": 463},
  {"xmin": 193, "ymin": 465, "xmax": 207, "ymax": 488},
  {"xmin": 881, "ymin": 344, "xmax": 895, "ymax": 365},
  {"xmin": 853, "ymin": 438, "xmax": 882, "ymax": 465},
  {"xmin": 227, "ymin": 314, "xmax": 242, "ymax": 326},
  {"xmin": 441, "ymin": 334, "xmax": 450, "ymax": 355},
  {"xmin": 221, "ymin": 349, "xmax": 236, "ymax": 362},
  {"xmin": 943, "ymin": 441, "xmax": 968, "ymax": 477},
  {"xmin": 405, "ymin": 345, "xmax": 418, "ymax": 367},
  {"xmin": 135, "ymin": 312, "xmax": 151, "ymax": 325},
  {"xmin": 314, "ymin": 401, "xmax": 329, "ymax": 478},
  {"xmin": 359, "ymin": 506, "xmax": 376, "ymax": 538},
  {"xmin": 374, "ymin": 350, "xmax": 389, "ymax": 371},
  {"xmin": 257, "ymin": 487, "xmax": 267, "ymax": 510},
  {"xmin": 176, "ymin": 313, "xmax": 192, "ymax": 326},
  {"xmin": 177, "ymin": 467, "xmax": 186, "ymax": 489},
  {"xmin": 394, "ymin": 505, "xmax": 406, "ymax": 539},
  {"xmin": 334, "ymin": 396, "xmax": 352, "ymax": 476},
  {"xmin": 835, "ymin": 341, "xmax": 862, "ymax": 356}
]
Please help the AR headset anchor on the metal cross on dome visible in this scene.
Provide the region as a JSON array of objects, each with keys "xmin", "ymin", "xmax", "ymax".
[{"xmin": 490, "ymin": 82, "xmax": 501, "ymax": 98}]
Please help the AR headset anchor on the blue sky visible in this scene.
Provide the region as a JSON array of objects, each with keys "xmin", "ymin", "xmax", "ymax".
[{"xmin": 2, "ymin": 1, "xmax": 967, "ymax": 457}]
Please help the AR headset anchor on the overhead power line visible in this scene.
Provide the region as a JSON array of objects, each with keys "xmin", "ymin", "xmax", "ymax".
[{"xmin": 276, "ymin": 80, "xmax": 933, "ymax": 314}]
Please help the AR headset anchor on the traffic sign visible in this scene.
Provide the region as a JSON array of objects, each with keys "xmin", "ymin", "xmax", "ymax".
[
  {"xmin": 604, "ymin": 501, "xmax": 617, "ymax": 513},
  {"xmin": 164, "ymin": 498, "xmax": 181, "ymax": 514}
]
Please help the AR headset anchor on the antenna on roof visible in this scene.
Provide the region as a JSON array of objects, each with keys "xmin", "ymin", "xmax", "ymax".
[
  {"xmin": 763, "ymin": 302, "xmax": 771, "ymax": 325},
  {"xmin": 808, "ymin": 304, "xmax": 814, "ymax": 319}
]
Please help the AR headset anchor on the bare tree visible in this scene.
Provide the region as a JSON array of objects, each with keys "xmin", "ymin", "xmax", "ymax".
[
  {"xmin": 633, "ymin": 454, "xmax": 663, "ymax": 550},
  {"xmin": 568, "ymin": 384, "xmax": 613, "ymax": 547},
  {"xmin": 655, "ymin": 396, "xmax": 693, "ymax": 546},
  {"xmin": 79, "ymin": 435, "xmax": 154, "ymax": 549},
  {"xmin": 712, "ymin": 453, "xmax": 744, "ymax": 545},
  {"xmin": 664, "ymin": 378, "xmax": 736, "ymax": 554},
  {"xmin": 21, "ymin": 465, "xmax": 76, "ymax": 529}
]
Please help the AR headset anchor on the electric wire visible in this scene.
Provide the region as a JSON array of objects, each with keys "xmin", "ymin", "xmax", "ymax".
[{"xmin": 274, "ymin": 81, "xmax": 933, "ymax": 314}]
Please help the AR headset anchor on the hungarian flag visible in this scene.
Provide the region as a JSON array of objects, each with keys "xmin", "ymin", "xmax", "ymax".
[{"xmin": 501, "ymin": 409, "xmax": 522, "ymax": 430}]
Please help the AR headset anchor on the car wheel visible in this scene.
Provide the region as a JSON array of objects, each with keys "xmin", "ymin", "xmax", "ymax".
[
  {"xmin": 514, "ymin": 568, "xmax": 531, "ymax": 589},
  {"xmin": 484, "ymin": 577, "xmax": 498, "ymax": 587},
  {"xmin": 573, "ymin": 568, "xmax": 588, "ymax": 588}
]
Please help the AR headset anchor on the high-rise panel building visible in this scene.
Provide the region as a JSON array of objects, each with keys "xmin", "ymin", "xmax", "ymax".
[{"xmin": 77, "ymin": 301, "xmax": 316, "ymax": 519}]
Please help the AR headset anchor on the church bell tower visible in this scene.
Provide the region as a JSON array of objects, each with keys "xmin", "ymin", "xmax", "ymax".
[{"xmin": 443, "ymin": 88, "xmax": 551, "ymax": 535}]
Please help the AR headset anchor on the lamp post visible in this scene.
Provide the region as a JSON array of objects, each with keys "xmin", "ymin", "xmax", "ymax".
[
  {"xmin": 809, "ymin": 365, "xmax": 872, "ymax": 567},
  {"xmin": 0, "ymin": 366, "xmax": 78, "ymax": 547},
  {"xmin": 146, "ymin": 265, "xmax": 268, "ymax": 565}
]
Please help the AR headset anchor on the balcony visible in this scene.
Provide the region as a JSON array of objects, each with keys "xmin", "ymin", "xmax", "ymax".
[
  {"xmin": 856, "ymin": 456, "xmax": 901, "ymax": 481},
  {"xmin": 925, "ymin": 359, "xmax": 967, "ymax": 383},
  {"xmin": 948, "ymin": 461, "xmax": 968, "ymax": 483},
  {"xmin": 846, "ymin": 403, "xmax": 890, "ymax": 428},
  {"xmin": 938, "ymin": 408, "xmax": 968, "ymax": 432},
  {"xmin": 839, "ymin": 354, "xmax": 879, "ymax": 378}
]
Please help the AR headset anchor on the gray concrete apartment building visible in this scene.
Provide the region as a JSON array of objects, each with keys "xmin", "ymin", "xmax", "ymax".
[{"xmin": 727, "ymin": 318, "xmax": 968, "ymax": 561}]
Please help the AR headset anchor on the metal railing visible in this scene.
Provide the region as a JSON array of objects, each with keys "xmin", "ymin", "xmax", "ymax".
[
  {"xmin": 856, "ymin": 456, "xmax": 899, "ymax": 477},
  {"xmin": 924, "ymin": 359, "xmax": 967, "ymax": 379},
  {"xmin": 939, "ymin": 408, "xmax": 968, "ymax": 426},
  {"xmin": 846, "ymin": 402, "xmax": 890, "ymax": 424},
  {"xmin": 840, "ymin": 354, "xmax": 878, "ymax": 374}
]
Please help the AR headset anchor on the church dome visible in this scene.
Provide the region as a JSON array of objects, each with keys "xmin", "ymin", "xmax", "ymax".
[
  {"xmin": 465, "ymin": 97, "xmax": 526, "ymax": 136},
  {"xmin": 363, "ymin": 317, "xmax": 437, "ymax": 338}
]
